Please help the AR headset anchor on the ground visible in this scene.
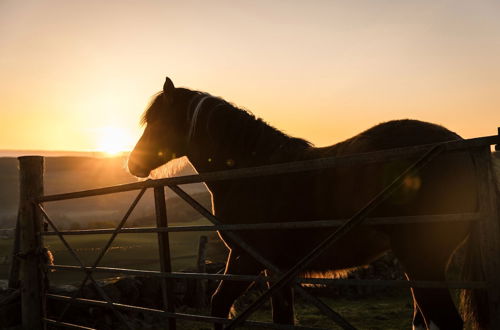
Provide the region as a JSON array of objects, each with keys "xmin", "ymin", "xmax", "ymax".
[
  {"xmin": 0, "ymin": 218, "xmax": 226, "ymax": 285},
  {"xmin": 164, "ymin": 293, "xmax": 413, "ymax": 330},
  {"xmin": 1, "ymin": 218, "xmax": 418, "ymax": 329}
]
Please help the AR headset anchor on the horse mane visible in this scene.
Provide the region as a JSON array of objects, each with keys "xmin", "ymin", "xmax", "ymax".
[
  {"xmin": 140, "ymin": 91, "xmax": 164, "ymax": 126},
  {"xmin": 199, "ymin": 92, "xmax": 313, "ymax": 163},
  {"xmin": 141, "ymin": 88, "xmax": 313, "ymax": 163}
]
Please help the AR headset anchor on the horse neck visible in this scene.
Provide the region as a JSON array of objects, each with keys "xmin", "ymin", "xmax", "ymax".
[{"xmin": 186, "ymin": 105, "xmax": 309, "ymax": 174}]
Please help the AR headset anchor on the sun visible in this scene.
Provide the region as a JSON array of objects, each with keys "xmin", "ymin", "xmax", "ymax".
[{"xmin": 97, "ymin": 126, "xmax": 131, "ymax": 156}]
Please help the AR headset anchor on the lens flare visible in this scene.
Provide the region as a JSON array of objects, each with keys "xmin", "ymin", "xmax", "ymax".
[{"xmin": 97, "ymin": 126, "xmax": 130, "ymax": 156}]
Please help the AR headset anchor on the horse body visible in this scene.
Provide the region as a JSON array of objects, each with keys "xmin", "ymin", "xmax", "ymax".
[
  {"xmin": 128, "ymin": 78, "xmax": 482, "ymax": 330},
  {"xmin": 191, "ymin": 114, "xmax": 475, "ymax": 271}
]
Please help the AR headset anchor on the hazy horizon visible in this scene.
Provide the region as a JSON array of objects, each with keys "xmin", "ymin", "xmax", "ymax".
[{"xmin": 0, "ymin": 149, "xmax": 129, "ymax": 158}]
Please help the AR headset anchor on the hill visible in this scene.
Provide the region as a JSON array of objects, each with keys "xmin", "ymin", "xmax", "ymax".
[{"xmin": 0, "ymin": 155, "xmax": 209, "ymax": 229}]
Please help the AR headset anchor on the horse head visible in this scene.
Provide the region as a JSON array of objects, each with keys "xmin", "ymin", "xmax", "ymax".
[{"xmin": 128, "ymin": 77, "xmax": 191, "ymax": 177}]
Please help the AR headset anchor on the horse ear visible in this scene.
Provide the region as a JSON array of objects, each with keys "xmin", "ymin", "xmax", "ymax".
[{"xmin": 163, "ymin": 77, "xmax": 175, "ymax": 105}]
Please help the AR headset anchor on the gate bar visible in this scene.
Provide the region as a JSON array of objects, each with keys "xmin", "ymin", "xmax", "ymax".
[
  {"xmin": 46, "ymin": 294, "xmax": 329, "ymax": 330},
  {"xmin": 44, "ymin": 318, "xmax": 95, "ymax": 330},
  {"xmin": 37, "ymin": 135, "xmax": 499, "ymax": 203},
  {"xmin": 40, "ymin": 188, "xmax": 146, "ymax": 327},
  {"xmin": 39, "ymin": 205, "xmax": 134, "ymax": 330},
  {"xmin": 40, "ymin": 212, "xmax": 482, "ymax": 236},
  {"xmin": 47, "ymin": 264, "xmax": 488, "ymax": 289}
]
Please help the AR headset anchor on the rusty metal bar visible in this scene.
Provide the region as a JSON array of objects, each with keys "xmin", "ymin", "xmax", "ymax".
[
  {"xmin": 40, "ymin": 212, "xmax": 482, "ymax": 236},
  {"xmin": 37, "ymin": 135, "xmax": 499, "ymax": 203},
  {"xmin": 47, "ymin": 264, "xmax": 487, "ymax": 289},
  {"xmin": 45, "ymin": 294, "xmax": 328, "ymax": 330},
  {"xmin": 154, "ymin": 186, "xmax": 176, "ymax": 330},
  {"xmin": 38, "ymin": 205, "xmax": 134, "ymax": 330},
  {"xmin": 168, "ymin": 184, "xmax": 356, "ymax": 330},
  {"xmin": 43, "ymin": 318, "xmax": 95, "ymax": 329},
  {"xmin": 227, "ymin": 144, "xmax": 446, "ymax": 329},
  {"xmin": 41, "ymin": 188, "xmax": 146, "ymax": 327},
  {"xmin": 38, "ymin": 206, "xmax": 88, "ymax": 269}
]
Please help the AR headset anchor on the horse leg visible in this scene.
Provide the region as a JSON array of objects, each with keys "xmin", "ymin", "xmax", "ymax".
[
  {"xmin": 404, "ymin": 273, "xmax": 426, "ymax": 330},
  {"xmin": 393, "ymin": 243, "xmax": 462, "ymax": 330},
  {"xmin": 409, "ymin": 284, "xmax": 461, "ymax": 330},
  {"xmin": 211, "ymin": 250, "xmax": 261, "ymax": 330},
  {"xmin": 264, "ymin": 269, "xmax": 295, "ymax": 325},
  {"xmin": 411, "ymin": 291, "xmax": 426, "ymax": 330}
]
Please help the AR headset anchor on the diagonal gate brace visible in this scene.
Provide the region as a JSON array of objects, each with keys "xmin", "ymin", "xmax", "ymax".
[
  {"xmin": 39, "ymin": 188, "xmax": 147, "ymax": 329},
  {"xmin": 168, "ymin": 185, "xmax": 356, "ymax": 330},
  {"xmin": 226, "ymin": 144, "xmax": 446, "ymax": 329}
]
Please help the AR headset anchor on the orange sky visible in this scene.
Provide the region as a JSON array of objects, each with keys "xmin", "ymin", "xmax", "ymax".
[{"xmin": 1, "ymin": 0, "xmax": 499, "ymax": 153}]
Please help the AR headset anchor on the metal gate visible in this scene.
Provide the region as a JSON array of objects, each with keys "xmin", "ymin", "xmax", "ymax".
[{"xmin": 9, "ymin": 130, "xmax": 500, "ymax": 329}]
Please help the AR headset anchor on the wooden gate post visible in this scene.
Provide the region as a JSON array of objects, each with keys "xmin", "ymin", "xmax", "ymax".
[
  {"xmin": 18, "ymin": 156, "xmax": 45, "ymax": 330},
  {"xmin": 474, "ymin": 147, "xmax": 500, "ymax": 329},
  {"xmin": 154, "ymin": 186, "xmax": 176, "ymax": 330}
]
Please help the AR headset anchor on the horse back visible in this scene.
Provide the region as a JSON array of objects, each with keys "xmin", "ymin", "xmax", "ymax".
[{"xmin": 210, "ymin": 120, "xmax": 477, "ymax": 270}]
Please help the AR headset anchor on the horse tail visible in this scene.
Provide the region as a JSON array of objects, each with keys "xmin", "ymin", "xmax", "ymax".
[{"xmin": 460, "ymin": 225, "xmax": 489, "ymax": 330}]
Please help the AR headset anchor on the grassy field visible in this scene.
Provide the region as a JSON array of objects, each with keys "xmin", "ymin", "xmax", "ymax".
[
  {"xmin": 0, "ymin": 217, "xmax": 416, "ymax": 330},
  {"xmin": 0, "ymin": 218, "xmax": 227, "ymax": 285},
  {"xmin": 1, "ymin": 220, "xmax": 415, "ymax": 330},
  {"xmin": 295, "ymin": 294, "xmax": 413, "ymax": 329},
  {"xmin": 173, "ymin": 293, "xmax": 413, "ymax": 330}
]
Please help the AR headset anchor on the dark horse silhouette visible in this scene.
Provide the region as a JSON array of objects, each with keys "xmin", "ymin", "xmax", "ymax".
[{"xmin": 129, "ymin": 77, "xmax": 485, "ymax": 330}]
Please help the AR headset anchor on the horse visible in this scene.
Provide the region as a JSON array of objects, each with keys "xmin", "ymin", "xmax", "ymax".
[{"xmin": 128, "ymin": 77, "xmax": 485, "ymax": 330}]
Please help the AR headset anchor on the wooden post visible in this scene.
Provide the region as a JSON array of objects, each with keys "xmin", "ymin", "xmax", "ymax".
[
  {"xmin": 496, "ymin": 127, "xmax": 500, "ymax": 151},
  {"xmin": 18, "ymin": 156, "xmax": 45, "ymax": 330},
  {"xmin": 473, "ymin": 147, "xmax": 500, "ymax": 329},
  {"xmin": 154, "ymin": 186, "xmax": 176, "ymax": 330},
  {"xmin": 195, "ymin": 235, "xmax": 208, "ymax": 308}
]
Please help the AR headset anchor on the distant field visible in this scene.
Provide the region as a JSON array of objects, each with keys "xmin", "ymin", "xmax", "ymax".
[{"xmin": 0, "ymin": 219, "xmax": 227, "ymax": 285}]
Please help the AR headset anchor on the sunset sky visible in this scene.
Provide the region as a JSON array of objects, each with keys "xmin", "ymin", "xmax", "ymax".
[{"xmin": 1, "ymin": 0, "xmax": 499, "ymax": 153}]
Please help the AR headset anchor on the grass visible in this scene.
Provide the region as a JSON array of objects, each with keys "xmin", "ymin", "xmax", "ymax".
[
  {"xmin": 1, "ymin": 218, "xmax": 415, "ymax": 330},
  {"xmin": 0, "ymin": 218, "xmax": 227, "ymax": 285},
  {"xmin": 173, "ymin": 293, "xmax": 413, "ymax": 330},
  {"xmin": 298, "ymin": 294, "xmax": 413, "ymax": 329},
  {"xmin": 1, "ymin": 227, "xmax": 414, "ymax": 330}
]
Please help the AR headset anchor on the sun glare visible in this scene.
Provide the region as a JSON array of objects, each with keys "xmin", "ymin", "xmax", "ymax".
[{"xmin": 97, "ymin": 126, "xmax": 131, "ymax": 156}]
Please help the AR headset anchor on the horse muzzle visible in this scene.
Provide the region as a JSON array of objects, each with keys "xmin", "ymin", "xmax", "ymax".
[{"xmin": 127, "ymin": 159, "xmax": 152, "ymax": 178}]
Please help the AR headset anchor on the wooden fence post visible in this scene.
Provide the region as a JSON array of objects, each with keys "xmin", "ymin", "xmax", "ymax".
[
  {"xmin": 154, "ymin": 186, "xmax": 176, "ymax": 330},
  {"xmin": 195, "ymin": 235, "xmax": 208, "ymax": 308},
  {"xmin": 473, "ymin": 148, "xmax": 500, "ymax": 329},
  {"xmin": 18, "ymin": 156, "xmax": 45, "ymax": 330}
]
